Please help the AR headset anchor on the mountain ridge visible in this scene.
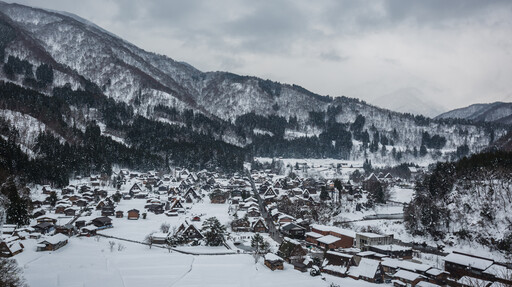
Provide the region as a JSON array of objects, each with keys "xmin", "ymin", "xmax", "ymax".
[
  {"xmin": 436, "ymin": 101, "xmax": 512, "ymax": 125},
  {"xmin": 0, "ymin": 1, "xmax": 507, "ymax": 179}
]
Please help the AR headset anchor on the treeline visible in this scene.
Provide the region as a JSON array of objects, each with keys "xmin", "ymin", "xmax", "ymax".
[
  {"xmin": 0, "ymin": 81, "xmax": 246, "ymax": 187},
  {"xmin": 404, "ymin": 149, "xmax": 512, "ymax": 252}
]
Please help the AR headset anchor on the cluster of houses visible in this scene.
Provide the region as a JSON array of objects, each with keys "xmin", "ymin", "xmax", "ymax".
[
  {"xmin": 2, "ymin": 165, "xmax": 510, "ymax": 287},
  {"xmin": 250, "ymin": 171, "xmax": 511, "ymax": 286},
  {"xmin": 263, "ymin": 232, "xmax": 511, "ymax": 286},
  {"xmin": 0, "ymin": 168, "xmax": 246, "ymax": 256}
]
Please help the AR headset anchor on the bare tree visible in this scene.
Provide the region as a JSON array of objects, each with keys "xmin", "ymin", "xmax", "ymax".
[
  {"xmin": 160, "ymin": 222, "xmax": 171, "ymax": 233},
  {"xmin": 108, "ymin": 241, "xmax": 116, "ymax": 252},
  {"xmin": 0, "ymin": 258, "xmax": 27, "ymax": 287},
  {"xmin": 144, "ymin": 233, "xmax": 154, "ymax": 249}
]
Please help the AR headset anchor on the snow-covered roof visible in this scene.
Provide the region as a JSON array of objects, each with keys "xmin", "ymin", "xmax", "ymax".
[
  {"xmin": 370, "ymin": 244, "xmax": 411, "ymax": 252},
  {"xmin": 7, "ymin": 241, "xmax": 23, "ymax": 253},
  {"xmin": 484, "ymin": 264, "xmax": 511, "ymax": 279},
  {"xmin": 264, "ymin": 253, "xmax": 283, "ymax": 262},
  {"xmin": 444, "ymin": 253, "xmax": 494, "ymax": 271},
  {"xmin": 323, "ymin": 264, "xmax": 348, "ymax": 274},
  {"xmin": 382, "ymin": 258, "xmax": 432, "ymax": 273},
  {"xmin": 416, "ymin": 281, "xmax": 441, "ymax": 287},
  {"xmin": 305, "ymin": 231, "xmax": 323, "ymax": 239},
  {"xmin": 425, "ymin": 268, "xmax": 445, "ymax": 277},
  {"xmin": 311, "ymin": 224, "xmax": 356, "ymax": 238},
  {"xmin": 152, "ymin": 233, "xmax": 169, "ymax": 239},
  {"xmin": 317, "ymin": 235, "xmax": 341, "ymax": 245},
  {"xmin": 348, "ymin": 258, "xmax": 380, "ymax": 279},
  {"xmin": 39, "ymin": 233, "xmax": 68, "ymax": 245},
  {"xmin": 393, "ymin": 269, "xmax": 422, "ymax": 282},
  {"xmin": 326, "ymin": 250, "xmax": 353, "ymax": 259},
  {"xmin": 357, "ymin": 232, "xmax": 387, "ymax": 238},
  {"xmin": 457, "ymin": 276, "xmax": 492, "ymax": 287}
]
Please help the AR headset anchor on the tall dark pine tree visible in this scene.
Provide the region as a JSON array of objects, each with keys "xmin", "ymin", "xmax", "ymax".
[
  {"xmin": 35, "ymin": 64, "xmax": 54, "ymax": 86},
  {"xmin": 1, "ymin": 178, "xmax": 29, "ymax": 227}
]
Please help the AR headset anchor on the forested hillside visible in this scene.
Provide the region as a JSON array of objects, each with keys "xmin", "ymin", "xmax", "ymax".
[{"xmin": 404, "ymin": 150, "xmax": 512, "ymax": 253}]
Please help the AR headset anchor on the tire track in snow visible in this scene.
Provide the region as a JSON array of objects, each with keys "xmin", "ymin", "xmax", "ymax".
[{"xmin": 169, "ymin": 256, "xmax": 194, "ymax": 287}]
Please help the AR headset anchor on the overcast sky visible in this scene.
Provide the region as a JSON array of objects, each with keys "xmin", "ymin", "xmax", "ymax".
[{"xmin": 9, "ymin": 0, "xmax": 512, "ymax": 111}]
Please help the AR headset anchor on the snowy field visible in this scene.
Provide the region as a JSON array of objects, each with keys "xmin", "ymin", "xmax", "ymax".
[
  {"xmin": 16, "ymin": 236, "xmax": 383, "ymax": 287},
  {"xmin": 97, "ymin": 198, "xmax": 231, "ymax": 242},
  {"xmin": 389, "ymin": 186, "xmax": 415, "ymax": 203}
]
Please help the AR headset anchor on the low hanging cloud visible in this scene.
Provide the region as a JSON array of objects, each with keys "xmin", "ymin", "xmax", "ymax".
[{"xmin": 9, "ymin": 0, "xmax": 512, "ymax": 111}]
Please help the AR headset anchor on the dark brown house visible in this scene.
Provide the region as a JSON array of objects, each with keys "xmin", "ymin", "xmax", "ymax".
[
  {"xmin": 0, "ymin": 240, "xmax": 24, "ymax": 257},
  {"xmin": 264, "ymin": 253, "xmax": 284, "ymax": 271},
  {"xmin": 127, "ymin": 209, "xmax": 140, "ymax": 220},
  {"xmin": 91, "ymin": 216, "xmax": 113, "ymax": 228},
  {"xmin": 252, "ymin": 218, "xmax": 268, "ymax": 233},
  {"xmin": 36, "ymin": 234, "xmax": 69, "ymax": 251},
  {"xmin": 278, "ymin": 238, "xmax": 307, "ymax": 264}
]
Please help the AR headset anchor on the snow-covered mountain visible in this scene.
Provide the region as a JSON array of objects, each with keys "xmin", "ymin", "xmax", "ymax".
[
  {"xmin": 0, "ymin": 1, "xmax": 506, "ymax": 169},
  {"xmin": 372, "ymin": 87, "xmax": 445, "ymax": 117},
  {"xmin": 0, "ymin": 1, "xmax": 330, "ymax": 121},
  {"xmin": 436, "ymin": 102, "xmax": 512, "ymax": 125}
]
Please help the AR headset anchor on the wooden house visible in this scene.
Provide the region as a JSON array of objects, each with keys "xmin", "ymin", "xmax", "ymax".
[
  {"xmin": 278, "ymin": 238, "xmax": 307, "ymax": 264},
  {"xmin": 129, "ymin": 183, "xmax": 142, "ymax": 195},
  {"xmin": 127, "ymin": 209, "xmax": 140, "ymax": 220},
  {"xmin": 170, "ymin": 199, "xmax": 185, "ymax": 212},
  {"xmin": 36, "ymin": 234, "xmax": 68, "ymax": 251},
  {"xmin": 231, "ymin": 218, "xmax": 251, "ymax": 232},
  {"xmin": 252, "ymin": 218, "xmax": 268, "ymax": 233},
  {"xmin": 347, "ymin": 258, "xmax": 383, "ymax": 283},
  {"xmin": 264, "ymin": 253, "xmax": 284, "ymax": 271},
  {"xmin": 443, "ymin": 252, "xmax": 494, "ymax": 281},
  {"xmin": 0, "ymin": 240, "xmax": 24, "ymax": 257},
  {"xmin": 367, "ymin": 245, "xmax": 413, "ymax": 259},
  {"xmin": 177, "ymin": 222, "xmax": 204, "ymax": 241},
  {"xmin": 55, "ymin": 224, "xmax": 76, "ymax": 236},
  {"xmin": 151, "ymin": 233, "xmax": 170, "ymax": 244},
  {"xmin": 32, "ymin": 222, "xmax": 55, "ymax": 234},
  {"xmin": 280, "ymin": 223, "xmax": 306, "ymax": 239},
  {"xmin": 37, "ymin": 215, "xmax": 57, "ymax": 224},
  {"xmin": 101, "ymin": 206, "xmax": 115, "ymax": 217},
  {"xmin": 392, "ymin": 270, "xmax": 424, "ymax": 286},
  {"xmin": 91, "ymin": 216, "xmax": 113, "ymax": 228},
  {"xmin": 182, "ymin": 224, "xmax": 204, "ymax": 240},
  {"xmin": 115, "ymin": 210, "xmax": 124, "ymax": 218},
  {"xmin": 325, "ymin": 250, "xmax": 354, "ymax": 267}
]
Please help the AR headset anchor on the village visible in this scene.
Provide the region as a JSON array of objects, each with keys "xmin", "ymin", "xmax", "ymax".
[{"xmin": 1, "ymin": 161, "xmax": 511, "ymax": 287}]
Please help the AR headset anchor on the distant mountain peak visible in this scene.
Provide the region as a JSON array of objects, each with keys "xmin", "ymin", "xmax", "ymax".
[{"xmin": 372, "ymin": 87, "xmax": 445, "ymax": 117}]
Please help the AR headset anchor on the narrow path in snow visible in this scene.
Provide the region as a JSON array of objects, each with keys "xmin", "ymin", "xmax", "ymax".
[{"xmin": 168, "ymin": 257, "xmax": 195, "ymax": 287}]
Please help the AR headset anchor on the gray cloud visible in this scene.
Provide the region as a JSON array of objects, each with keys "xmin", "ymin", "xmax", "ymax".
[{"xmin": 7, "ymin": 0, "xmax": 512, "ymax": 111}]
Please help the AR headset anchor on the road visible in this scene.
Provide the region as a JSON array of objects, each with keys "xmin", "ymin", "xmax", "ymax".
[{"xmin": 246, "ymin": 171, "xmax": 282, "ymax": 244}]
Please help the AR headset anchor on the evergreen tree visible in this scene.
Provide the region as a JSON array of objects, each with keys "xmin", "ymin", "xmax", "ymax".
[
  {"xmin": 201, "ymin": 217, "xmax": 226, "ymax": 246},
  {"xmin": 47, "ymin": 191, "xmax": 58, "ymax": 207},
  {"xmin": 35, "ymin": 64, "xmax": 54, "ymax": 86},
  {"xmin": 363, "ymin": 159, "xmax": 373, "ymax": 174},
  {"xmin": 251, "ymin": 233, "xmax": 269, "ymax": 254},
  {"xmin": 419, "ymin": 145, "xmax": 428, "ymax": 157},
  {"xmin": 319, "ymin": 186, "xmax": 330, "ymax": 201},
  {"xmin": 1, "ymin": 178, "xmax": 29, "ymax": 227}
]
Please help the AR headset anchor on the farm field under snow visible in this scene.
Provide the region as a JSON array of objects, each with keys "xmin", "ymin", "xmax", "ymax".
[
  {"xmin": 96, "ymin": 199, "xmax": 231, "ymax": 242},
  {"xmin": 16, "ymin": 236, "xmax": 382, "ymax": 287}
]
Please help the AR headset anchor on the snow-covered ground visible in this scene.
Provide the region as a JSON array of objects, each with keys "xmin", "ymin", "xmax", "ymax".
[
  {"xmin": 97, "ymin": 199, "xmax": 231, "ymax": 242},
  {"xmin": 16, "ymin": 233, "xmax": 383, "ymax": 287},
  {"xmin": 390, "ymin": 186, "xmax": 415, "ymax": 203}
]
